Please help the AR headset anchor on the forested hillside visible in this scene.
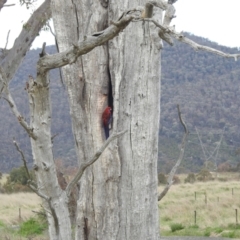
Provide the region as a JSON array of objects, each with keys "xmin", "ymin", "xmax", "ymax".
[
  {"xmin": 160, "ymin": 33, "xmax": 240, "ymax": 173},
  {"xmin": 1, "ymin": 33, "xmax": 240, "ymax": 173}
]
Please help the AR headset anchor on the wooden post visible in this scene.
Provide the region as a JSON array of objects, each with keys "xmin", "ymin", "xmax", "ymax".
[
  {"xmin": 236, "ymin": 209, "xmax": 238, "ymax": 224},
  {"xmin": 194, "ymin": 210, "xmax": 197, "ymax": 225},
  {"xmin": 19, "ymin": 207, "xmax": 21, "ymax": 221},
  {"xmin": 195, "ymin": 192, "xmax": 196, "ymax": 201},
  {"xmin": 205, "ymin": 192, "xmax": 207, "ymax": 204}
]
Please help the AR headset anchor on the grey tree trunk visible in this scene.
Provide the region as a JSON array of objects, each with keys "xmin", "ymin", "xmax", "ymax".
[
  {"xmin": 27, "ymin": 73, "xmax": 72, "ymax": 240},
  {"xmin": 51, "ymin": 0, "xmax": 161, "ymax": 239}
]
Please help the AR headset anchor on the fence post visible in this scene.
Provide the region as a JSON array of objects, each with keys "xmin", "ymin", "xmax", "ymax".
[
  {"xmin": 19, "ymin": 207, "xmax": 22, "ymax": 222},
  {"xmin": 236, "ymin": 209, "xmax": 238, "ymax": 224},
  {"xmin": 195, "ymin": 192, "xmax": 196, "ymax": 201},
  {"xmin": 194, "ymin": 210, "xmax": 197, "ymax": 225}
]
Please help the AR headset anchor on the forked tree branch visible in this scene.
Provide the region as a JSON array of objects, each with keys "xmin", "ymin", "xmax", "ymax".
[
  {"xmin": 66, "ymin": 130, "xmax": 127, "ymax": 198},
  {"xmin": 12, "ymin": 138, "xmax": 50, "ymax": 200},
  {"xmin": 158, "ymin": 105, "xmax": 188, "ymax": 201}
]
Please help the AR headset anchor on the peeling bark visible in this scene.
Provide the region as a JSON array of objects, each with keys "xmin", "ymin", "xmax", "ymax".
[{"xmin": 51, "ymin": 0, "xmax": 163, "ymax": 239}]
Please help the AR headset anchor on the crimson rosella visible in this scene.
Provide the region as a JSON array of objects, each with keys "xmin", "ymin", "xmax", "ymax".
[{"xmin": 102, "ymin": 106, "xmax": 112, "ymax": 139}]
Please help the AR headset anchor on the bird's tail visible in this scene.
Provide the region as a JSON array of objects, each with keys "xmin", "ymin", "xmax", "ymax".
[{"xmin": 104, "ymin": 125, "xmax": 109, "ymax": 139}]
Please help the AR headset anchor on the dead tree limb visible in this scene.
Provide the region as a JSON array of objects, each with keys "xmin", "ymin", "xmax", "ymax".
[
  {"xmin": 66, "ymin": 130, "xmax": 127, "ymax": 198},
  {"xmin": 12, "ymin": 138, "xmax": 50, "ymax": 200},
  {"xmin": 3, "ymin": 87, "xmax": 37, "ymax": 140},
  {"xmin": 158, "ymin": 105, "xmax": 188, "ymax": 201},
  {"xmin": 13, "ymin": 138, "xmax": 31, "ymax": 179}
]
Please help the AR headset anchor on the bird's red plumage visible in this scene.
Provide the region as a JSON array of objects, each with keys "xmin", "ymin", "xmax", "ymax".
[
  {"xmin": 102, "ymin": 106, "xmax": 112, "ymax": 126},
  {"xmin": 102, "ymin": 106, "xmax": 112, "ymax": 139}
]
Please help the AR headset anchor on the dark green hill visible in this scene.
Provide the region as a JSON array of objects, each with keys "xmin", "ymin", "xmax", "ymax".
[
  {"xmin": 160, "ymin": 33, "xmax": 240, "ymax": 173},
  {"xmin": 1, "ymin": 33, "xmax": 240, "ymax": 173}
]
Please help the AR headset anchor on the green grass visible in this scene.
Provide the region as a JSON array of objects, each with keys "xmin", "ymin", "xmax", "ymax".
[
  {"xmin": 170, "ymin": 223, "xmax": 184, "ymax": 232},
  {"xmin": 0, "ymin": 220, "xmax": 5, "ymax": 227},
  {"xmin": 159, "ymin": 174, "xmax": 240, "ymax": 238},
  {"xmin": 18, "ymin": 217, "xmax": 47, "ymax": 237}
]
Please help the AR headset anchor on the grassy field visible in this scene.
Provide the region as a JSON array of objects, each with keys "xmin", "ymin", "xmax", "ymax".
[
  {"xmin": 0, "ymin": 176, "xmax": 48, "ymax": 239},
  {"xmin": 159, "ymin": 173, "xmax": 240, "ymax": 239},
  {"xmin": 2, "ymin": 172, "xmax": 240, "ymax": 239}
]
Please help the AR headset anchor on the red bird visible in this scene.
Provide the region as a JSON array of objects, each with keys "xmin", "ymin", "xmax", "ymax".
[{"xmin": 102, "ymin": 106, "xmax": 112, "ymax": 139}]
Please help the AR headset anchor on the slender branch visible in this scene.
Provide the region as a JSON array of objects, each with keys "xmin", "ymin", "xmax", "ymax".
[
  {"xmin": 144, "ymin": 18, "xmax": 240, "ymax": 59},
  {"xmin": 13, "ymin": 138, "xmax": 31, "ymax": 179},
  {"xmin": 46, "ymin": 21, "xmax": 56, "ymax": 38},
  {"xmin": 3, "ymin": 3, "xmax": 15, "ymax": 7},
  {"xmin": 3, "ymin": 87, "xmax": 37, "ymax": 140},
  {"xmin": 66, "ymin": 130, "xmax": 127, "ymax": 198},
  {"xmin": 158, "ymin": 105, "xmax": 188, "ymax": 201},
  {"xmin": 4, "ymin": 30, "xmax": 10, "ymax": 50},
  {"xmin": 12, "ymin": 138, "xmax": 50, "ymax": 200},
  {"xmin": 28, "ymin": 182, "xmax": 51, "ymax": 200}
]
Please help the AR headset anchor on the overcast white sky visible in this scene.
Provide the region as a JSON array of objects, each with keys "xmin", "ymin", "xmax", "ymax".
[{"xmin": 0, "ymin": 0, "xmax": 240, "ymax": 49}]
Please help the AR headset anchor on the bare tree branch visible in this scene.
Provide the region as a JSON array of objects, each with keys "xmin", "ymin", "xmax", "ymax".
[
  {"xmin": 66, "ymin": 130, "xmax": 127, "ymax": 198},
  {"xmin": 46, "ymin": 21, "xmax": 56, "ymax": 38},
  {"xmin": 13, "ymin": 138, "xmax": 31, "ymax": 179},
  {"xmin": 3, "ymin": 3, "xmax": 15, "ymax": 7},
  {"xmin": 144, "ymin": 18, "xmax": 240, "ymax": 59},
  {"xmin": 158, "ymin": 105, "xmax": 188, "ymax": 201},
  {"xmin": 4, "ymin": 30, "xmax": 10, "ymax": 50},
  {"xmin": 12, "ymin": 138, "xmax": 50, "ymax": 200},
  {"xmin": 28, "ymin": 182, "xmax": 51, "ymax": 200},
  {"xmin": 0, "ymin": 0, "xmax": 51, "ymax": 96},
  {"xmin": 0, "ymin": 0, "xmax": 7, "ymax": 11},
  {"xmin": 3, "ymin": 87, "xmax": 37, "ymax": 140},
  {"xmin": 38, "ymin": 14, "xmax": 134, "ymax": 73}
]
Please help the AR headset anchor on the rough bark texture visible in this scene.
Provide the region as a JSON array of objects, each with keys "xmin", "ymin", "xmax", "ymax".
[
  {"xmin": 51, "ymin": 0, "xmax": 161, "ymax": 239},
  {"xmin": 27, "ymin": 72, "xmax": 72, "ymax": 240},
  {"xmin": 108, "ymin": 2, "xmax": 161, "ymax": 239}
]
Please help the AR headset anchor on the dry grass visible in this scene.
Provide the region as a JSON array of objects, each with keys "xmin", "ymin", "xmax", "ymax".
[
  {"xmin": 0, "ymin": 173, "xmax": 8, "ymax": 184},
  {"xmin": 0, "ymin": 192, "xmax": 42, "ymax": 224},
  {"xmin": 159, "ymin": 173, "xmax": 240, "ymax": 238}
]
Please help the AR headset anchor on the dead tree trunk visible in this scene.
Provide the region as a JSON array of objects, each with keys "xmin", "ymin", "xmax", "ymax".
[{"xmin": 51, "ymin": 0, "xmax": 161, "ymax": 239}]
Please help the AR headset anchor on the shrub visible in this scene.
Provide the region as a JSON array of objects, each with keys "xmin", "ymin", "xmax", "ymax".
[
  {"xmin": 197, "ymin": 168, "xmax": 213, "ymax": 181},
  {"xmin": 184, "ymin": 173, "xmax": 196, "ymax": 183},
  {"xmin": 158, "ymin": 173, "xmax": 167, "ymax": 185},
  {"xmin": 172, "ymin": 175, "xmax": 181, "ymax": 184},
  {"xmin": 170, "ymin": 223, "xmax": 184, "ymax": 232},
  {"xmin": 218, "ymin": 162, "xmax": 231, "ymax": 172},
  {"xmin": 2, "ymin": 166, "xmax": 35, "ymax": 193},
  {"xmin": 221, "ymin": 231, "xmax": 236, "ymax": 238}
]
